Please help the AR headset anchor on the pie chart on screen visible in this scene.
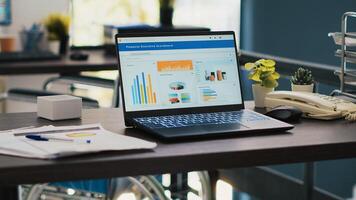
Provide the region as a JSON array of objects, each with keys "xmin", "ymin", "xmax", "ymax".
[{"xmin": 169, "ymin": 82, "xmax": 185, "ymax": 90}]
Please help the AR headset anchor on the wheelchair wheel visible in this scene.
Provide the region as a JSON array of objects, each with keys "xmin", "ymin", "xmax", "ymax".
[
  {"xmin": 22, "ymin": 171, "xmax": 211, "ymax": 200},
  {"xmin": 22, "ymin": 176, "xmax": 168, "ymax": 200},
  {"xmin": 111, "ymin": 176, "xmax": 169, "ymax": 200},
  {"xmin": 22, "ymin": 183, "xmax": 106, "ymax": 200}
]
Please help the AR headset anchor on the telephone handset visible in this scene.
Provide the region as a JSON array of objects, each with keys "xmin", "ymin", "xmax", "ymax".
[{"xmin": 265, "ymin": 91, "xmax": 356, "ymax": 121}]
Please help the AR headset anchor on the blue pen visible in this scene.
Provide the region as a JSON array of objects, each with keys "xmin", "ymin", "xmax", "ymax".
[{"xmin": 26, "ymin": 135, "xmax": 91, "ymax": 144}]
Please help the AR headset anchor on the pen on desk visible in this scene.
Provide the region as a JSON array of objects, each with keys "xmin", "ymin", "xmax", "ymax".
[{"xmin": 25, "ymin": 135, "xmax": 91, "ymax": 144}]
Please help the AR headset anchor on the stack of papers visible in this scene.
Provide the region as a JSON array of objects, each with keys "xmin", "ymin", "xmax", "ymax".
[{"xmin": 0, "ymin": 124, "xmax": 157, "ymax": 159}]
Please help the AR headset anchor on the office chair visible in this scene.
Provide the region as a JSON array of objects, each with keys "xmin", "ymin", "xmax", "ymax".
[
  {"xmin": 0, "ymin": 74, "xmax": 116, "ymax": 111},
  {"xmin": 41, "ymin": 74, "xmax": 119, "ymax": 107},
  {"xmin": 4, "ymin": 88, "xmax": 99, "ymax": 108},
  {"xmin": 42, "ymin": 75, "xmax": 115, "ymax": 91}
]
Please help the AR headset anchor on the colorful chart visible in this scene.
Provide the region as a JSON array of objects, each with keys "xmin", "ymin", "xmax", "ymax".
[
  {"xmin": 181, "ymin": 93, "xmax": 191, "ymax": 103},
  {"xmin": 204, "ymin": 69, "xmax": 227, "ymax": 81},
  {"xmin": 169, "ymin": 82, "xmax": 185, "ymax": 90},
  {"xmin": 157, "ymin": 60, "xmax": 193, "ymax": 72},
  {"xmin": 201, "ymin": 88, "xmax": 217, "ymax": 102},
  {"xmin": 131, "ymin": 72, "xmax": 157, "ymax": 105},
  {"xmin": 66, "ymin": 132, "xmax": 96, "ymax": 138},
  {"xmin": 168, "ymin": 93, "xmax": 180, "ymax": 104}
]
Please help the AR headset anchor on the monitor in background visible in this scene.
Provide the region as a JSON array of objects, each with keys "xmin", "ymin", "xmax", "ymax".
[
  {"xmin": 0, "ymin": 0, "xmax": 11, "ymax": 25},
  {"xmin": 117, "ymin": 33, "xmax": 242, "ymax": 112}
]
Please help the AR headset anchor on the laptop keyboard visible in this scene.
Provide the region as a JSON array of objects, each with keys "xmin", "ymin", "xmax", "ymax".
[{"xmin": 134, "ymin": 111, "xmax": 269, "ymax": 129}]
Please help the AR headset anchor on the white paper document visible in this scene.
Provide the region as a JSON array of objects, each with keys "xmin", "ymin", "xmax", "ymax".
[{"xmin": 0, "ymin": 124, "xmax": 157, "ymax": 159}]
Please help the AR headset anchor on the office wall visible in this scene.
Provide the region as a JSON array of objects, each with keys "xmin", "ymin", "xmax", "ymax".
[
  {"xmin": 0, "ymin": 0, "xmax": 69, "ymax": 50},
  {"xmin": 240, "ymin": 0, "xmax": 356, "ymax": 198},
  {"xmin": 240, "ymin": 0, "xmax": 356, "ymax": 66}
]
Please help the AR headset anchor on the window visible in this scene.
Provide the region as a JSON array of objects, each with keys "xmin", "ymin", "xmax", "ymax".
[
  {"xmin": 173, "ymin": 0, "xmax": 241, "ymax": 47},
  {"xmin": 70, "ymin": 0, "xmax": 159, "ymax": 46},
  {"xmin": 173, "ymin": 0, "xmax": 240, "ymax": 34},
  {"xmin": 71, "ymin": 0, "xmax": 240, "ymax": 47}
]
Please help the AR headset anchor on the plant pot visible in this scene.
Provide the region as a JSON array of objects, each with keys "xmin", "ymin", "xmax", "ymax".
[
  {"xmin": 291, "ymin": 83, "xmax": 314, "ymax": 93},
  {"xmin": 59, "ymin": 35, "xmax": 69, "ymax": 55},
  {"xmin": 48, "ymin": 40, "xmax": 60, "ymax": 55},
  {"xmin": 252, "ymin": 84, "xmax": 274, "ymax": 108}
]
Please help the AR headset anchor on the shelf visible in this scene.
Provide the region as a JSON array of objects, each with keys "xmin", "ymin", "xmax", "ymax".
[
  {"xmin": 334, "ymin": 70, "xmax": 356, "ymax": 86},
  {"xmin": 344, "ymin": 12, "xmax": 356, "ymax": 18},
  {"xmin": 345, "ymin": 32, "xmax": 356, "ymax": 38},
  {"xmin": 330, "ymin": 12, "xmax": 356, "ymax": 99},
  {"xmin": 331, "ymin": 89, "xmax": 356, "ymax": 100},
  {"xmin": 328, "ymin": 32, "xmax": 356, "ymax": 46},
  {"xmin": 335, "ymin": 49, "xmax": 356, "ymax": 64}
]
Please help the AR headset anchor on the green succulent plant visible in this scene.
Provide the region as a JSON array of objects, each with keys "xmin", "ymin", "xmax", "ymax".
[
  {"xmin": 291, "ymin": 67, "xmax": 314, "ymax": 85},
  {"xmin": 244, "ymin": 59, "xmax": 280, "ymax": 88}
]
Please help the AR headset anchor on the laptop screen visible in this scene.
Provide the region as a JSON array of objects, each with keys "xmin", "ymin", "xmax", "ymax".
[{"xmin": 117, "ymin": 33, "xmax": 242, "ymax": 112}]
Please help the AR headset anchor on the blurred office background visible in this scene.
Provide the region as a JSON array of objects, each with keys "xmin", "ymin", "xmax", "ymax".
[{"xmin": 1, "ymin": 0, "xmax": 356, "ymax": 199}]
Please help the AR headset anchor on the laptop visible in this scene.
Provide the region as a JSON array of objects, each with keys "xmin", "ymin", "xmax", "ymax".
[{"xmin": 115, "ymin": 31, "xmax": 293, "ymax": 140}]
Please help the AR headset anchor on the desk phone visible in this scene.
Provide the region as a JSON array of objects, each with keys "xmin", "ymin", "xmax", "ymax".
[{"xmin": 265, "ymin": 91, "xmax": 356, "ymax": 121}]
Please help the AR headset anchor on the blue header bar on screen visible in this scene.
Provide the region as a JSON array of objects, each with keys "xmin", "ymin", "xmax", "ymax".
[{"xmin": 118, "ymin": 40, "xmax": 235, "ymax": 51}]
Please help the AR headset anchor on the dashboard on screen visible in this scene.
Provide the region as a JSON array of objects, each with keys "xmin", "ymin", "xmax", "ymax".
[{"xmin": 117, "ymin": 34, "xmax": 242, "ymax": 112}]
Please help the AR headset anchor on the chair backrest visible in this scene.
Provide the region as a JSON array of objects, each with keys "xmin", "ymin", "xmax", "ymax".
[{"xmin": 7, "ymin": 88, "xmax": 100, "ymax": 108}]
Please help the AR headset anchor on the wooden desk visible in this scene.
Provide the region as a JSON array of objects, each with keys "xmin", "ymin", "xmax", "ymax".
[
  {"xmin": 0, "ymin": 51, "xmax": 118, "ymax": 75},
  {"xmin": 0, "ymin": 107, "xmax": 356, "ymax": 186}
]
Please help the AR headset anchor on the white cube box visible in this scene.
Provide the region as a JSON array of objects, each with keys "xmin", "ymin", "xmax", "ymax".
[{"xmin": 37, "ymin": 95, "xmax": 82, "ymax": 120}]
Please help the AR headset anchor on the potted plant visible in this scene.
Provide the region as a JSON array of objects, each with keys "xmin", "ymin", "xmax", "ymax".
[
  {"xmin": 159, "ymin": 0, "xmax": 175, "ymax": 27},
  {"xmin": 245, "ymin": 59, "xmax": 280, "ymax": 107},
  {"xmin": 291, "ymin": 67, "xmax": 314, "ymax": 92},
  {"xmin": 43, "ymin": 13, "xmax": 70, "ymax": 55}
]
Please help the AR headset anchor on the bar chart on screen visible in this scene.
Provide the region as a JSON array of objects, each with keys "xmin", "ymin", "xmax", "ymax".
[{"xmin": 131, "ymin": 72, "xmax": 157, "ymax": 105}]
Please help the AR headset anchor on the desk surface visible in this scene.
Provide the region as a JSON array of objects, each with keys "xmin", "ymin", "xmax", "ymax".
[
  {"xmin": 0, "ymin": 106, "xmax": 356, "ymax": 185},
  {"xmin": 0, "ymin": 51, "xmax": 118, "ymax": 75}
]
